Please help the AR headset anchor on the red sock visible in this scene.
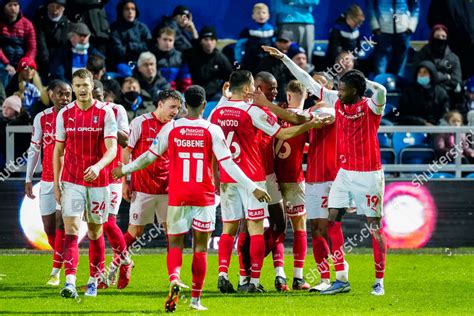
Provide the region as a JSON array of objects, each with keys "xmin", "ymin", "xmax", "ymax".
[
  {"xmin": 372, "ymin": 230, "xmax": 387, "ymax": 278},
  {"xmin": 237, "ymin": 232, "xmax": 251, "ymax": 277},
  {"xmin": 218, "ymin": 234, "xmax": 234, "ymax": 274},
  {"xmin": 293, "ymin": 230, "xmax": 307, "ymax": 269},
  {"xmin": 272, "ymin": 233, "xmax": 285, "ymax": 268},
  {"xmin": 263, "ymin": 228, "xmax": 274, "ymax": 257},
  {"xmin": 123, "ymin": 231, "xmax": 136, "ymax": 249},
  {"xmin": 46, "ymin": 232, "xmax": 55, "ymax": 249},
  {"xmin": 312, "ymin": 235, "xmax": 330, "ymax": 279},
  {"xmin": 104, "ymin": 216, "xmax": 128, "ymax": 266},
  {"xmin": 250, "ymin": 234, "xmax": 264, "ymax": 280},
  {"xmin": 53, "ymin": 229, "xmax": 65, "ymax": 269},
  {"xmin": 328, "ymin": 221, "xmax": 345, "ymax": 272},
  {"xmin": 63, "ymin": 234, "xmax": 79, "ymax": 277},
  {"xmin": 191, "ymin": 252, "xmax": 207, "ymax": 299},
  {"xmin": 89, "ymin": 236, "xmax": 105, "ymax": 278},
  {"xmin": 167, "ymin": 247, "xmax": 183, "ymax": 282}
]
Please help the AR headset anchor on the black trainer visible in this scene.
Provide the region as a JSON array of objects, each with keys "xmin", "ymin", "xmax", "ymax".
[{"xmin": 217, "ymin": 275, "xmax": 236, "ymax": 294}]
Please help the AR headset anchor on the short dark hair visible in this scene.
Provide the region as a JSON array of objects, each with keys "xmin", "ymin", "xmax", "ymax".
[
  {"xmin": 340, "ymin": 69, "xmax": 366, "ymax": 97},
  {"xmin": 229, "ymin": 70, "xmax": 253, "ymax": 93},
  {"xmin": 184, "ymin": 85, "xmax": 206, "ymax": 108},
  {"xmin": 254, "ymin": 71, "xmax": 276, "ymax": 85},
  {"xmin": 156, "ymin": 89, "xmax": 183, "ymax": 105},
  {"xmin": 93, "ymin": 80, "xmax": 104, "ymax": 91},
  {"xmin": 86, "ymin": 55, "xmax": 106, "ymax": 74},
  {"xmin": 47, "ymin": 79, "xmax": 70, "ymax": 91}
]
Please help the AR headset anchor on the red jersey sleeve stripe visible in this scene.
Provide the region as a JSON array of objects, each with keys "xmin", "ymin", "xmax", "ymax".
[
  {"xmin": 218, "ymin": 155, "xmax": 231, "ymax": 162},
  {"xmin": 104, "ymin": 136, "xmax": 117, "ymax": 140},
  {"xmin": 148, "ymin": 148, "xmax": 160, "ymax": 157},
  {"xmin": 31, "ymin": 140, "xmax": 40, "ymax": 145},
  {"xmin": 55, "ymin": 139, "xmax": 65, "ymax": 143},
  {"xmin": 371, "ymin": 98, "xmax": 385, "ymax": 107}
]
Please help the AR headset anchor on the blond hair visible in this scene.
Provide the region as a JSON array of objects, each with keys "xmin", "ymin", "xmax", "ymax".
[
  {"xmin": 17, "ymin": 70, "xmax": 49, "ymax": 105},
  {"xmin": 253, "ymin": 3, "xmax": 269, "ymax": 12},
  {"xmin": 286, "ymin": 80, "xmax": 306, "ymax": 95}
]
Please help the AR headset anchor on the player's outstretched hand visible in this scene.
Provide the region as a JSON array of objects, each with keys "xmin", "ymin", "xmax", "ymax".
[
  {"xmin": 54, "ymin": 184, "xmax": 61, "ymax": 205},
  {"xmin": 245, "ymin": 89, "xmax": 269, "ymax": 107},
  {"xmin": 252, "ymin": 187, "xmax": 271, "ymax": 203},
  {"xmin": 25, "ymin": 182, "xmax": 36, "ymax": 199},
  {"xmin": 262, "ymin": 45, "xmax": 284, "ymax": 59},
  {"xmin": 112, "ymin": 162, "xmax": 124, "ymax": 179},
  {"xmin": 84, "ymin": 165, "xmax": 100, "ymax": 182}
]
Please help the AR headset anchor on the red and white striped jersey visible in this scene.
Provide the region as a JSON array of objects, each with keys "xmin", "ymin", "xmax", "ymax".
[
  {"xmin": 149, "ymin": 118, "xmax": 231, "ymax": 206},
  {"xmin": 260, "ymin": 107, "xmax": 277, "ymax": 175},
  {"xmin": 274, "ymin": 108, "xmax": 307, "ymax": 183},
  {"xmin": 306, "ymin": 122, "xmax": 339, "ymax": 183},
  {"xmin": 106, "ymin": 102, "xmax": 129, "ymax": 184},
  {"xmin": 127, "ymin": 112, "xmax": 169, "ymax": 195},
  {"xmin": 31, "ymin": 107, "xmax": 57, "ymax": 182},
  {"xmin": 335, "ymin": 97, "xmax": 384, "ymax": 171},
  {"xmin": 55, "ymin": 100, "xmax": 117, "ymax": 187},
  {"xmin": 209, "ymin": 99, "xmax": 281, "ymax": 183}
]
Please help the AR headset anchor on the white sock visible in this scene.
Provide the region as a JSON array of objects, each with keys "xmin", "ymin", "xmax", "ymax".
[
  {"xmin": 321, "ymin": 278, "xmax": 330, "ymax": 284},
  {"xmin": 250, "ymin": 278, "xmax": 259, "ymax": 286},
  {"xmin": 51, "ymin": 268, "xmax": 61, "ymax": 276},
  {"xmin": 191, "ymin": 297, "xmax": 200, "ymax": 305},
  {"xmin": 294, "ymin": 267, "xmax": 303, "ymax": 279},
  {"xmin": 239, "ymin": 275, "xmax": 249, "ymax": 285},
  {"xmin": 335, "ymin": 270, "xmax": 348, "ymax": 282},
  {"xmin": 375, "ymin": 278, "xmax": 384, "ymax": 286},
  {"xmin": 274, "ymin": 266, "xmax": 286, "ymax": 278},
  {"xmin": 218, "ymin": 272, "xmax": 228, "ymax": 278},
  {"xmin": 87, "ymin": 276, "xmax": 97, "ymax": 286},
  {"xmin": 120, "ymin": 256, "xmax": 131, "ymax": 266},
  {"xmin": 65, "ymin": 274, "xmax": 76, "ymax": 286}
]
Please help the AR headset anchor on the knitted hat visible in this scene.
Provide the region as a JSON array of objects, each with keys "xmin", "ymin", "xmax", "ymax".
[
  {"xmin": 17, "ymin": 57, "xmax": 37, "ymax": 72},
  {"xmin": 2, "ymin": 95, "xmax": 22, "ymax": 114},
  {"xmin": 287, "ymin": 44, "xmax": 306, "ymax": 59}
]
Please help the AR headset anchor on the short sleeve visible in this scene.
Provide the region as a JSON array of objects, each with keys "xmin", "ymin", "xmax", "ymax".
[
  {"xmin": 248, "ymin": 106, "xmax": 282, "ymax": 137},
  {"xmin": 55, "ymin": 109, "xmax": 66, "ymax": 142},
  {"xmin": 31, "ymin": 113, "xmax": 43, "ymax": 145},
  {"xmin": 209, "ymin": 124, "xmax": 232, "ymax": 162},
  {"xmin": 127, "ymin": 117, "xmax": 142, "ymax": 149},
  {"xmin": 116, "ymin": 104, "xmax": 130, "ymax": 134},
  {"xmin": 104, "ymin": 107, "xmax": 118, "ymax": 139},
  {"xmin": 149, "ymin": 121, "xmax": 173, "ymax": 157}
]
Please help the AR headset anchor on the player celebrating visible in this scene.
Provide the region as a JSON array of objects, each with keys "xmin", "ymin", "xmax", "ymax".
[
  {"xmin": 120, "ymin": 90, "xmax": 182, "ymax": 251},
  {"xmin": 54, "ymin": 69, "xmax": 118, "ymax": 299},
  {"xmin": 210, "ymin": 70, "xmax": 322, "ymax": 293},
  {"xmin": 262, "ymin": 45, "xmax": 387, "ymax": 296},
  {"xmin": 25, "ymin": 80, "xmax": 72, "ymax": 286},
  {"xmin": 112, "ymin": 85, "xmax": 271, "ymax": 312},
  {"xmin": 92, "ymin": 81, "xmax": 134, "ymax": 289}
]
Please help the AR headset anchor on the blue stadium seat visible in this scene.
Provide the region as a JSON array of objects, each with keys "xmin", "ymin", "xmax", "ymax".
[
  {"xmin": 383, "ymin": 103, "xmax": 395, "ymax": 117},
  {"xmin": 465, "ymin": 173, "xmax": 474, "ymax": 178},
  {"xmin": 380, "ymin": 147, "xmax": 396, "ymax": 164},
  {"xmin": 378, "ymin": 133, "xmax": 392, "ymax": 147},
  {"xmin": 313, "ymin": 42, "xmax": 328, "ymax": 57},
  {"xmin": 400, "ymin": 145, "xmax": 435, "ymax": 164},
  {"xmin": 203, "ymin": 101, "xmax": 218, "ymax": 119},
  {"xmin": 392, "ymin": 132, "xmax": 429, "ymax": 156},
  {"xmin": 373, "ymin": 73, "xmax": 397, "ymax": 91},
  {"xmin": 386, "ymin": 92, "xmax": 400, "ymax": 107},
  {"xmin": 430, "ymin": 173, "xmax": 455, "ymax": 179}
]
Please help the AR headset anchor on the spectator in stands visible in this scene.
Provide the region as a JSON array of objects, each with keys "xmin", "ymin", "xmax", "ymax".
[
  {"xmin": 257, "ymin": 30, "xmax": 294, "ymax": 102},
  {"xmin": 287, "ymin": 44, "xmax": 313, "ymax": 74},
  {"xmin": 272, "ymin": 0, "xmax": 319, "ymax": 59},
  {"xmin": 413, "ymin": 24, "xmax": 462, "ymax": 97},
  {"xmin": 102, "ymin": 78, "xmax": 121, "ymax": 103},
  {"xmin": 369, "ymin": 0, "xmax": 419, "ymax": 76},
  {"xmin": 5, "ymin": 57, "xmax": 48, "ymax": 118},
  {"xmin": 462, "ymin": 78, "xmax": 474, "ymax": 124},
  {"xmin": 48, "ymin": 22, "xmax": 103, "ymax": 82},
  {"xmin": 326, "ymin": 4, "xmax": 365, "ymax": 67},
  {"xmin": 154, "ymin": 5, "xmax": 198, "ymax": 53},
  {"xmin": 238, "ymin": 3, "xmax": 274, "ymax": 71},
  {"xmin": 394, "ymin": 60, "xmax": 450, "ymax": 126},
  {"xmin": 313, "ymin": 71, "xmax": 334, "ymax": 90},
  {"xmin": 184, "ymin": 26, "xmax": 233, "ymax": 101},
  {"xmin": 34, "ymin": 0, "xmax": 70, "ymax": 78},
  {"xmin": 109, "ymin": 0, "xmax": 151, "ymax": 68},
  {"xmin": 118, "ymin": 77, "xmax": 154, "ymax": 121},
  {"xmin": 0, "ymin": 81, "xmax": 5, "ymax": 105},
  {"xmin": 65, "ymin": 0, "xmax": 110, "ymax": 54},
  {"xmin": 86, "ymin": 54, "xmax": 106, "ymax": 80},
  {"xmin": 0, "ymin": 0, "xmax": 36, "ymax": 87},
  {"xmin": 30, "ymin": 79, "xmax": 63, "ymax": 119},
  {"xmin": 133, "ymin": 51, "xmax": 170, "ymax": 105},
  {"xmin": 151, "ymin": 27, "xmax": 192, "ymax": 93},
  {"xmin": 435, "ymin": 110, "xmax": 474, "ymax": 163}
]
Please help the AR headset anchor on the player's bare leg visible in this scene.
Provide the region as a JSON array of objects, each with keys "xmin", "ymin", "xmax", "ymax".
[
  {"xmin": 165, "ymin": 233, "xmax": 188, "ymax": 313},
  {"xmin": 48, "ymin": 210, "xmax": 65, "ymax": 286},
  {"xmin": 321, "ymin": 208, "xmax": 350, "ymax": 295},
  {"xmin": 309, "ymin": 218, "xmax": 331, "ymax": 292},
  {"xmin": 289, "ymin": 214, "xmax": 309, "ymax": 290},
  {"xmin": 190, "ymin": 230, "xmax": 211, "ymax": 311},
  {"xmin": 247, "ymin": 219, "xmax": 265, "ymax": 293},
  {"xmin": 85, "ymin": 223, "xmax": 105, "ymax": 297},
  {"xmin": 217, "ymin": 221, "xmax": 238, "ymax": 293},
  {"xmin": 60, "ymin": 216, "xmax": 80, "ymax": 299},
  {"xmin": 367, "ymin": 217, "xmax": 386, "ymax": 296},
  {"xmin": 266, "ymin": 202, "xmax": 288, "ymax": 291},
  {"xmin": 237, "ymin": 220, "xmax": 251, "ymax": 290}
]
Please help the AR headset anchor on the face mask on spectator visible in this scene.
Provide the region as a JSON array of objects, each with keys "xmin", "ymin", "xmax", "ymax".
[
  {"xmin": 431, "ymin": 38, "xmax": 448, "ymax": 56},
  {"xmin": 74, "ymin": 42, "xmax": 90, "ymax": 51},
  {"xmin": 124, "ymin": 91, "xmax": 139, "ymax": 102},
  {"xmin": 48, "ymin": 14, "xmax": 62, "ymax": 22},
  {"xmin": 417, "ymin": 76, "xmax": 430, "ymax": 87}
]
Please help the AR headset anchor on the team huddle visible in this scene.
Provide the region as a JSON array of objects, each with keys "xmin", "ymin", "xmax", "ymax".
[{"xmin": 25, "ymin": 46, "xmax": 388, "ymax": 312}]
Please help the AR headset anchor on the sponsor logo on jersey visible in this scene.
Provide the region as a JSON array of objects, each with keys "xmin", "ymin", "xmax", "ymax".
[
  {"xmin": 192, "ymin": 218, "xmax": 211, "ymax": 230},
  {"xmin": 220, "ymin": 108, "xmax": 241, "ymax": 118},
  {"xmin": 338, "ymin": 108, "xmax": 365, "ymax": 120},
  {"xmin": 179, "ymin": 128, "xmax": 205, "ymax": 136},
  {"xmin": 65, "ymin": 127, "xmax": 104, "ymax": 132},
  {"xmin": 248, "ymin": 208, "xmax": 265, "ymax": 219}
]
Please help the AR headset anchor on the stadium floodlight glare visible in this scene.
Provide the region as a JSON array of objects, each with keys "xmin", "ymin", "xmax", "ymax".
[{"xmin": 19, "ymin": 182, "xmax": 88, "ymax": 250}]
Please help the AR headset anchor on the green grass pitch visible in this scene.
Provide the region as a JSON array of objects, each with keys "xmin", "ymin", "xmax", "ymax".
[{"xmin": 0, "ymin": 250, "xmax": 472, "ymax": 315}]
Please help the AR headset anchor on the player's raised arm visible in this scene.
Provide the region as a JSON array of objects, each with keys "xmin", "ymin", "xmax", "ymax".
[
  {"xmin": 25, "ymin": 113, "xmax": 43, "ymax": 199},
  {"xmin": 366, "ymin": 79, "xmax": 387, "ymax": 115}
]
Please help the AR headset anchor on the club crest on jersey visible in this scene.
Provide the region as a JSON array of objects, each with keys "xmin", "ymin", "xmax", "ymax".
[
  {"xmin": 261, "ymin": 113, "xmax": 276, "ymax": 126},
  {"xmin": 93, "ymin": 116, "xmax": 98, "ymax": 124}
]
